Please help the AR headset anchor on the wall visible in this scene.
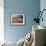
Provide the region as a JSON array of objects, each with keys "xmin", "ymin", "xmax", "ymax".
[
  {"xmin": 4, "ymin": 0, "xmax": 40, "ymax": 42},
  {"xmin": 40, "ymin": 0, "xmax": 46, "ymax": 27},
  {"xmin": 0, "ymin": 0, "xmax": 4, "ymax": 42}
]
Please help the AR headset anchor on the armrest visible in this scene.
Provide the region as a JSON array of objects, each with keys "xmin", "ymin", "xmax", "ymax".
[{"xmin": 35, "ymin": 29, "xmax": 45, "ymax": 46}]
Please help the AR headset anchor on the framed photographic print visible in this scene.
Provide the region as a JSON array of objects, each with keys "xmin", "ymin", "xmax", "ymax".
[{"xmin": 11, "ymin": 14, "xmax": 25, "ymax": 25}]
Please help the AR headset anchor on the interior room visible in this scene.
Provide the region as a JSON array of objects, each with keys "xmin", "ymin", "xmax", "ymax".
[{"xmin": 0, "ymin": 0, "xmax": 46, "ymax": 46}]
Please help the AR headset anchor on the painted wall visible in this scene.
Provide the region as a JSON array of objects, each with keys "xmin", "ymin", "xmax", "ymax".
[
  {"xmin": 40, "ymin": 0, "xmax": 46, "ymax": 27},
  {"xmin": 40, "ymin": 0, "xmax": 46, "ymax": 44},
  {"xmin": 4, "ymin": 0, "xmax": 40, "ymax": 42}
]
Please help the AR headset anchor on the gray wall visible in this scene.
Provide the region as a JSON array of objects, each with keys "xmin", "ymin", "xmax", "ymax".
[{"xmin": 4, "ymin": 0, "xmax": 40, "ymax": 42}]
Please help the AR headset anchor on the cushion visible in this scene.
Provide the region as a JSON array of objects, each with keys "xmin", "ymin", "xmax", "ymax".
[{"xmin": 17, "ymin": 37, "xmax": 25, "ymax": 46}]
